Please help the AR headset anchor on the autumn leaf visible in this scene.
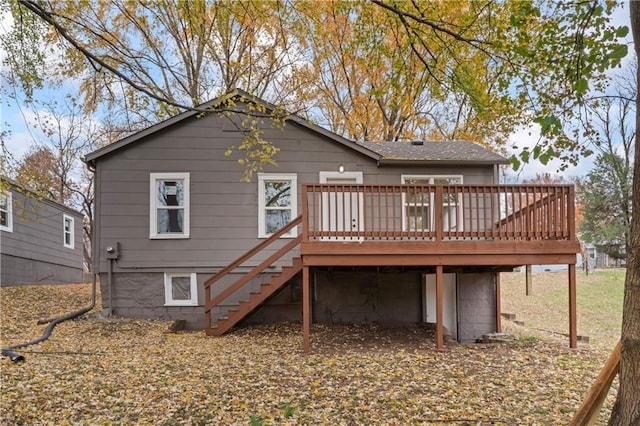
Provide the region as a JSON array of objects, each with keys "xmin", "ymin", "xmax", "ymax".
[{"xmin": 1, "ymin": 282, "xmax": 616, "ymax": 425}]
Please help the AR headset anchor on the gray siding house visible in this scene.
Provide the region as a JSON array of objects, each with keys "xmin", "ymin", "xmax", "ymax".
[
  {"xmin": 0, "ymin": 178, "xmax": 84, "ymax": 286},
  {"xmin": 85, "ymin": 90, "xmax": 580, "ymax": 347}
]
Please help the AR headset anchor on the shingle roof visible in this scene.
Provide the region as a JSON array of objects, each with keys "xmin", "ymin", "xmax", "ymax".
[{"xmin": 357, "ymin": 140, "xmax": 509, "ymax": 164}]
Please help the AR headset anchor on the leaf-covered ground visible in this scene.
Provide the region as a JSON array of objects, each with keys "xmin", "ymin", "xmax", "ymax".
[{"xmin": 1, "ymin": 282, "xmax": 615, "ymax": 425}]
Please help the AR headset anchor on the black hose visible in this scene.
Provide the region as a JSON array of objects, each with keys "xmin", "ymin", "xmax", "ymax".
[{"xmin": 1, "ymin": 274, "xmax": 97, "ymax": 363}]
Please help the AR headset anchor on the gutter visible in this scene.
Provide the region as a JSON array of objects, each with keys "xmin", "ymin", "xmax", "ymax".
[{"xmin": 1, "ymin": 274, "xmax": 98, "ymax": 363}]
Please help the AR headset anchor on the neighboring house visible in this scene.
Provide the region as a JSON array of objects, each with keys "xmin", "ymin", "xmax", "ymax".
[
  {"xmin": 0, "ymin": 178, "xmax": 84, "ymax": 286},
  {"xmin": 583, "ymin": 243, "xmax": 625, "ymax": 269},
  {"xmin": 85, "ymin": 90, "xmax": 581, "ymax": 348}
]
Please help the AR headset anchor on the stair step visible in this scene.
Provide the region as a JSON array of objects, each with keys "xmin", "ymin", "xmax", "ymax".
[{"xmin": 207, "ymin": 256, "xmax": 303, "ymax": 336}]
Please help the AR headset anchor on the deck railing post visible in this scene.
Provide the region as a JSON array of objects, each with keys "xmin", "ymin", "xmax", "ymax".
[
  {"xmin": 568, "ymin": 186, "xmax": 576, "ymax": 241},
  {"xmin": 435, "ymin": 186, "xmax": 443, "ymax": 241}
]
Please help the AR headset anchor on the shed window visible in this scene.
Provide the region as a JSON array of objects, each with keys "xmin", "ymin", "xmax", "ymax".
[
  {"xmin": 164, "ymin": 273, "xmax": 198, "ymax": 306},
  {"xmin": 150, "ymin": 173, "xmax": 190, "ymax": 239},
  {"xmin": 258, "ymin": 173, "xmax": 297, "ymax": 238},
  {"xmin": 63, "ymin": 214, "xmax": 74, "ymax": 249},
  {"xmin": 0, "ymin": 192, "xmax": 12, "ymax": 232}
]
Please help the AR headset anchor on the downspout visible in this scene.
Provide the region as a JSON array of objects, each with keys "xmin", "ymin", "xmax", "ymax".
[{"xmin": 1, "ymin": 273, "xmax": 98, "ymax": 363}]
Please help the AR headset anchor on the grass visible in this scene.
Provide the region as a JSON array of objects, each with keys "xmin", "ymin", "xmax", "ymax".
[{"xmin": 500, "ymin": 268, "xmax": 624, "ymax": 348}]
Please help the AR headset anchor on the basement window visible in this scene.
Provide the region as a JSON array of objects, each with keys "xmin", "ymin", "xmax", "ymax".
[
  {"xmin": 63, "ymin": 214, "xmax": 74, "ymax": 249},
  {"xmin": 258, "ymin": 173, "xmax": 297, "ymax": 238},
  {"xmin": 150, "ymin": 173, "xmax": 190, "ymax": 239},
  {"xmin": 164, "ymin": 273, "xmax": 198, "ymax": 306},
  {"xmin": 0, "ymin": 192, "xmax": 12, "ymax": 232}
]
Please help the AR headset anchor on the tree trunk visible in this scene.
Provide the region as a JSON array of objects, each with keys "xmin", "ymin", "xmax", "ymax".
[{"xmin": 608, "ymin": 3, "xmax": 640, "ymax": 424}]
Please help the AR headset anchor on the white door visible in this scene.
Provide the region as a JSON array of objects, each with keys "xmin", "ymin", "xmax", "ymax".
[
  {"xmin": 423, "ymin": 273, "xmax": 457, "ymax": 340},
  {"xmin": 319, "ymin": 171, "xmax": 363, "ymax": 240}
]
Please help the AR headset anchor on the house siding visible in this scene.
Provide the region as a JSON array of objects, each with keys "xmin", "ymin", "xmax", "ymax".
[{"xmin": 0, "ymin": 187, "xmax": 84, "ymax": 286}]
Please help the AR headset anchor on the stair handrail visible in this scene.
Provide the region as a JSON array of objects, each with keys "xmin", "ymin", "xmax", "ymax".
[
  {"xmin": 204, "ymin": 214, "xmax": 302, "ymax": 289},
  {"xmin": 204, "ymin": 215, "xmax": 302, "ymax": 327},
  {"xmin": 205, "ymin": 236, "xmax": 301, "ymax": 311}
]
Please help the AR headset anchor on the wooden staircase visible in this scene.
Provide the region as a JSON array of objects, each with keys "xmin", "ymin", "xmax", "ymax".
[
  {"xmin": 204, "ymin": 216, "xmax": 302, "ymax": 336},
  {"xmin": 207, "ymin": 257, "xmax": 302, "ymax": 335}
]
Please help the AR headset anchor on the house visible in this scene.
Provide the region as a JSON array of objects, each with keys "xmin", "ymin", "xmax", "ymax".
[
  {"xmin": 0, "ymin": 178, "xmax": 84, "ymax": 286},
  {"xmin": 84, "ymin": 90, "xmax": 581, "ymax": 349},
  {"xmin": 583, "ymin": 243, "xmax": 625, "ymax": 269}
]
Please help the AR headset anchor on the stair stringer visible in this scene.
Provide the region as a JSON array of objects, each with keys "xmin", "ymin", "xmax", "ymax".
[{"xmin": 207, "ymin": 257, "xmax": 303, "ymax": 336}]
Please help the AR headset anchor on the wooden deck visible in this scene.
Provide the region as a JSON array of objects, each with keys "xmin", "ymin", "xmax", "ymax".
[
  {"xmin": 300, "ymin": 183, "xmax": 579, "ymax": 264},
  {"xmin": 205, "ymin": 184, "xmax": 581, "ymax": 350}
]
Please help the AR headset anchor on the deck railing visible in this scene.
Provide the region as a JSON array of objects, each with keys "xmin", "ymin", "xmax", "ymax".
[{"xmin": 301, "ymin": 184, "xmax": 575, "ymax": 242}]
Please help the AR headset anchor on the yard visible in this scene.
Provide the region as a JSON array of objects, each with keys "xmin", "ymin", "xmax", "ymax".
[{"xmin": 0, "ymin": 269, "xmax": 624, "ymax": 425}]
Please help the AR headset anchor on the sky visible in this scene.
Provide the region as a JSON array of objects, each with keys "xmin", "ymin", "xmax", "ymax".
[{"xmin": 0, "ymin": 3, "xmax": 634, "ymax": 182}]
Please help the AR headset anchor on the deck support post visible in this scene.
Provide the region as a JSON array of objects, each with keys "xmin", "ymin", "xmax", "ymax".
[
  {"xmin": 568, "ymin": 263, "xmax": 577, "ymax": 349},
  {"xmin": 525, "ymin": 264, "xmax": 532, "ymax": 295},
  {"xmin": 495, "ymin": 273, "xmax": 502, "ymax": 333},
  {"xmin": 302, "ymin": 265, "xmax": 310, "ymax": 354},
  {"xmin": 436, "ymin": 265, "xmax": 444, "ymax": 349}
]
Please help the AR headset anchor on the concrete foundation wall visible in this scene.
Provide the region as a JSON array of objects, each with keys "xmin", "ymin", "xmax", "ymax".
[
  {"xmin": 103, "ymin": 269, "xmax": 496, "ymax": 339},
  {"xmin": 1, "ymin": 254, "xmax": 84, "ymax": 286},
  {"xmin": 312, "ymin": 270, "xmax": 422, "ymax": 324},
  {"xmin": 101, "ymin": 272, "xmax": 204, "ymax": 329},
  {"xmin": 457, "ymin": 273, "xmax": 496, "ymax": 342}
]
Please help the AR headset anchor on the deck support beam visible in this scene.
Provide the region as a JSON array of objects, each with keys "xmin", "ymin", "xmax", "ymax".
[
  {"xmin": 436, "ymin": 265, "xmax": 444, "ymax": 349},
  {"xmin": 302, "ymin": 265, "xmax": 310, "ymax": 354},
  {"xmin": 568, "ymin": 263, "xmax": 577, "ymax": 349}
]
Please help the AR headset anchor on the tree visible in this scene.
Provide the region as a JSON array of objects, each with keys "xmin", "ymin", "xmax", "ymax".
[
  {"xmin": 372, "ymin": 0, "xmax": 628, "ymax": 169},
  {"xmin": 578, "ymin": 60, "xmax": 635, "ymax": 263},
  {"xmin": 14, "ymin": 146, "xmax": 61, "ymax": 201},
  {"xmin": 8, "ymin": 97, "xmax": 100, "ymax": 271},
  {"xmin": 608, "ymin": 3, "xmax": 640, "ymax": 423},
  {"xmin": 289, "ymin": 1, "xmax": 517, "ymax": 143},
  {"xmin": 578, "ymin": 153, "xmax": 632, "ymax": 260},
  {"xmin": 3, "ymin": 0, "xmax": 308, "ymax": 177}
]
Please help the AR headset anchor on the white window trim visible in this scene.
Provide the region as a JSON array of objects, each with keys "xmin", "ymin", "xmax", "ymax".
[
  {"xmin": 150, "ymin": 172, "xmax": 190, "ymax": 239},
  {"xmin": 0, "ymin": 192, "xmax": 13, "ymax": 233},
  {"xmin": 164, "ymin": 272, "xmax": 198, "ymax": 306},
  {"xmin": 258, "ymin": 173, "xmax": 298, "ymax": 238},
  {"xmin": 401, "ymin": 175, "xmax": 463, "ymax": 232},
  {"xmin": 63, "ymin": 214, "xmax": 75, "ymax": 249}
]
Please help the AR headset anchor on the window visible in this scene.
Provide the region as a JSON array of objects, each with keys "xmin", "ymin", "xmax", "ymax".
[
  {"xmin": 150, "ymin": 173, "xmax": 190, "ymax": 239},
  {"xmin": 0, "ymin": 192, "xmax": 12, "ymax": 232},
  {"xmin": 63, "ymin": 214, "xmax": 74, "ymax": 248},
  {"xmin": 258, "ymin": 173, "xmax": 297, "ymax": 238},
  {"xmin": 401, "ymin": 175, "xmax": 463, "ymax": 232},
  {"xmin": 164, "ymin": 273, "xmax": 198, "ymax": 306}
]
